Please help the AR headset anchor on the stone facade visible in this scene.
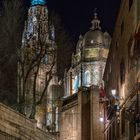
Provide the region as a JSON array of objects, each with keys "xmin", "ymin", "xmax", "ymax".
[
  {"xmin": 59, "ymin": 94, "xmax": 78, "ymax": 140},
  {"xmin": 20, "ymin": 0, "xmax": 59, "ymax": 131},
  {"xmin": 61, "ymin": 10, "xmax": 111, "ymax": 140},
  {"xmin": 0, "ymin": 103, "xmax": 56, "ymax": 140},
  {"xmin": 103, "ymin": 0, "xmax": 140, "ymax": 139},
  {"xmin": 64, "ymin": 12, "xmax": 111, "ymax": 97},
  {"xmin": 59, "ymin": 86, "xmax": 105, "ymax": 140}
]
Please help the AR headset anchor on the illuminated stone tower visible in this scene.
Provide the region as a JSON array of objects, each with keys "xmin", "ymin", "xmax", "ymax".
[{"xmin": 21, "ymin": 0, "xmax": 58, "ymax": 130}]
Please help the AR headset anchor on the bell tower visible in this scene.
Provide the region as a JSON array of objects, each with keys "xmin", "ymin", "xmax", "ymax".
[{"xmin": 20, "ymin": 0, "xmax": 58, "ymax": 130}]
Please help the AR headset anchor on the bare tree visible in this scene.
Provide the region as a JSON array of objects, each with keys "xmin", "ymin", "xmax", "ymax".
[{"xmin": 0, "ymin": 0, "xmax": 26, "ymax": 107}]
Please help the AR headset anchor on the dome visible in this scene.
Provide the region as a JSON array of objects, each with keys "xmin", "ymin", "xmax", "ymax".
[
  {"xmin": 83, "ymin": 12, "xmax": 105, "ymax": 47},
  {"xmin": 83, "ymin": 29, "xmax": 104, "ymax": 47}
]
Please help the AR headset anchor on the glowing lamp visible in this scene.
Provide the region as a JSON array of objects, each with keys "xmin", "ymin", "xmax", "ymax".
[
  {"xmin": 99, "ymin": 117, "xmax": 104, "ymax": 122},
  {"xmin": 111, "ymin": 89, "xmax": 116, "ymax": 96}
]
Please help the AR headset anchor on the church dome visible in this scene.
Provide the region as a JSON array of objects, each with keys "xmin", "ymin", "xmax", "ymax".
[
  {"xmin": 83, "ymin": 12, "xmax": 105, "ymax": 47},
  {"xmin": 83, "ymin": 30, "xmax": 104, "ymax": 47}
]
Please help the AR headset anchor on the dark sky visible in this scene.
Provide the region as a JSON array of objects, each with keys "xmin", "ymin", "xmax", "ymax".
[{"xmin": 48, "ymin": 0, "xmax": 121, "ymax": 40}]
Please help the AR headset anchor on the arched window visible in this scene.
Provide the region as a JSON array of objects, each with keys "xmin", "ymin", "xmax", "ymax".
[
  {"xmin": 84, "ymin": 71, "xmax": 91, "ymax": 85},
  {"xmin": 73, "ymin": 75, "xmax": 78, "ymax": 90},
  {"xmin": 78, "ymin": 73, "xmax": 81, "ymax": 88}
]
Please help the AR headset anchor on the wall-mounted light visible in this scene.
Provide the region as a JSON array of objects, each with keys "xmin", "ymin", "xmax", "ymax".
[
  {"xmin": 99, "ymin": 117, "xmax": 104, "ymax": 122},
  {"xmin": 99, "ymin": 112, "xmax": 104, "ymax": 122},
  {"xmin": 111, "ymin": 89, "xmax": 116, "ymax": 96},
  {"xmin": 111, "ymin": 89, "xmax": 124, "ymax": 101}
]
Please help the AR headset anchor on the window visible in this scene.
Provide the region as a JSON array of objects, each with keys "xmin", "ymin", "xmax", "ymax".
[
  {"xmin": 109, "ymin": 64, "xmax": 112, "ymax": 73},
  {"xmin": 78, "ymin": 73, "xmax": 81, "ymax": 88},
  {"xmin": 93, "ymin": 67, "xmax": 100, "ymax": 85},
  {"xmin": 73, "ymin": 75, "xmax": 78, "ymax": 90},
  {"xmin": 129, "ymin": 0, "xmax": 133, "ymax": 11},
  {"xmin": 128, "ymin": 36, "xmax": 134, "ymax": 58},
  {"xmin": 120, "ymin": 59, "xmax": 125, "ymax": 84},
  {"xmin": 134, "ymin": 37, "xmax": 140, "ymax": 58},
  {"xmin": 128, "ymin": 29, "xmax": 140, "ymax": 69},
  {"xmin": 116, "ymin": 41, "xmax": 119, "ymax": 51},
  {"xmin": 86, "ymin": 40, "xmax": 92, "ymax": 46},
  {"xmin": 84, "ymin": 71, "xmax": 91, "ymax": 85}
]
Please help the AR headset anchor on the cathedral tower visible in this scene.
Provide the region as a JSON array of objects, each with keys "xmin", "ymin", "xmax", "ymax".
[{"xmin": 20, "ymin": 0, "xmax": 57, "ymax": 130}]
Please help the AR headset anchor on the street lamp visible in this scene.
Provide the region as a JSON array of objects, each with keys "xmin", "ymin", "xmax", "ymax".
[
  {"xmin": 111, "ymin": 89, "xmax": 117, "ymax": 96},
  {"xmin": 99, "ymin": 117, "xmax": 104, "ymax": 122}
]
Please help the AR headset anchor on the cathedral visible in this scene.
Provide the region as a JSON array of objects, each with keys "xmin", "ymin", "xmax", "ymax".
[
  {"xmin": 64, "ymin": 12, "xmax": 111, "ymax": 96},
  {"xmin": 60, "ymin": 12, "xmax": 111, "ymax": 140},
  {"xmin": 20, "ymin": 0, "xmax": 59, "ymax": 131},
  {"xmin": 21, "ymin": 0, "xmax": 112, "ymax": 139}
]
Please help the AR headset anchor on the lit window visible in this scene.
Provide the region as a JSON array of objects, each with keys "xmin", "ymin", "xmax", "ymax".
[
  {"xmin": 78, "ymin": 73, "xmax": 81, "ymax": 87},
  {"xmin": 84, "ymin": 71, "xmax": 91, "ymax": 85},
  {"xmin": 73, "ymin": 75, "xmax": 78, "ymax": 91},
  {"xmin": 93, "ymin": 67, "xmax": 100, "ymax": 85}
]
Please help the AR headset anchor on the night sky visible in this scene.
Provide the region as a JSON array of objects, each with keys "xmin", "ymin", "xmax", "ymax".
[{"xmin": 48, "ymin": 0, "xmax": 121, "ymax": 40}]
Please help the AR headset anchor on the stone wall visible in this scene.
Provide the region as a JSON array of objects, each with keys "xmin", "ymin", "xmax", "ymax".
[
  {"xmin": 90, "ymin": 86, "xmax": 104, "ymax": 140},
  {"xmin": 59, "ymin": 87, "xmax": 104, "ymax": 140},
  {"xmin": 0, "ymin": 103, "xmax": 56, "ymax": 140},
  {"xmin": 103, "ymin": 0, "xmax": 140, "ymax": 139},
  {"xmin": 59, "ymin": 95, "xmax": 78, "ymax": 140}
]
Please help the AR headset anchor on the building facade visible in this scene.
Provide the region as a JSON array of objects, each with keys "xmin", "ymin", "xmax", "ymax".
[
  {"xmin": 59, "ymin": 12, "xmax": 111, "ymax": 140},
  {"xmin": 20, "ymin": 0, "xmax": 59, "ymax": 132},
  {"xmin": 103, "ymin": 0, "xmax": 140, "ymax": 139},
  {"xmin": 64, "ymin": 12, "xmax": 111, "ymax": 97}
]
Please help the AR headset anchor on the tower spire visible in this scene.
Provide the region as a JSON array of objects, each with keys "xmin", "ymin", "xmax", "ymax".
[
  {"xmin": 31, "ymin": 0, "xmax": 46, "ymax": 6},
  {"xmin": 91, "ymin": 8, "xmax": 101, "ymax": 30}
]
